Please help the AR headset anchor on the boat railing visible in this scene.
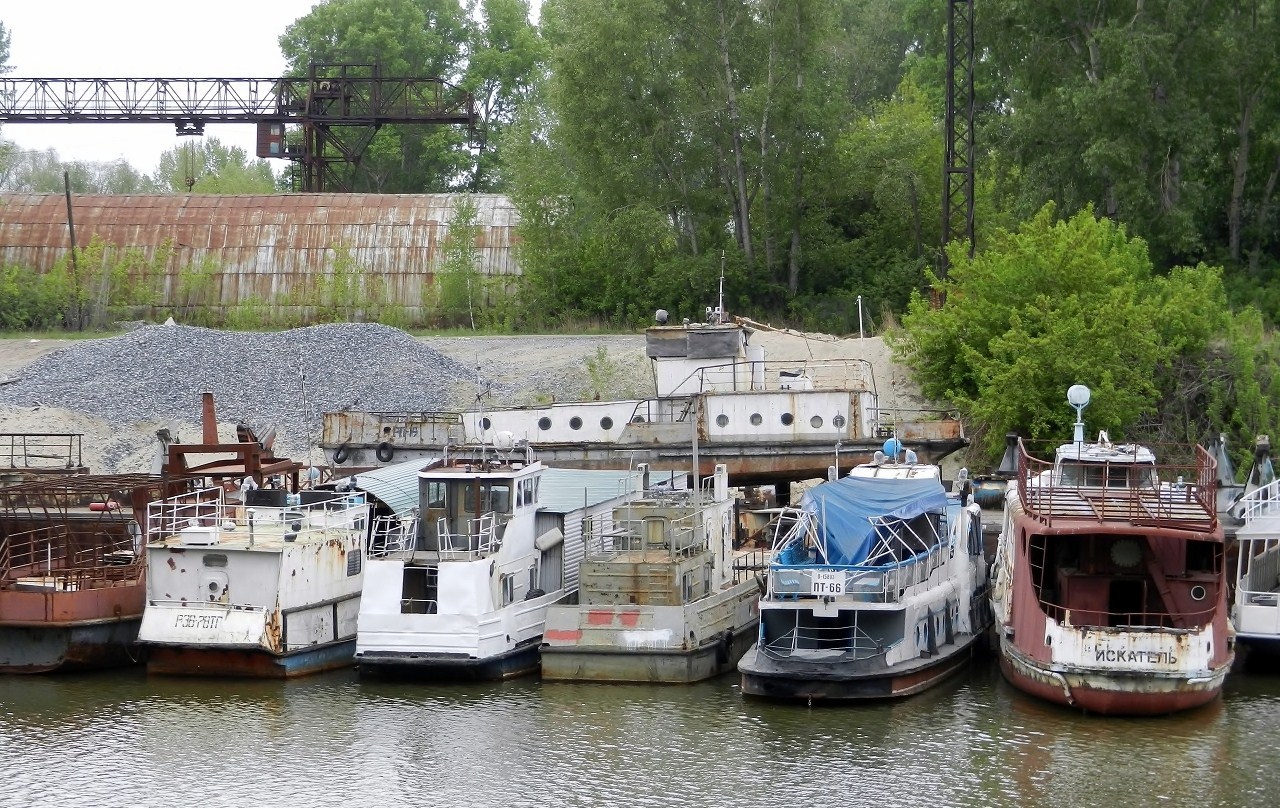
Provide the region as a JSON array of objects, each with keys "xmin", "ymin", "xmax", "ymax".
[
  {"xmin": 369, "ymin": 511, "xmax": 419, "ymax": 559},
  {"xmin": 1235, "ymin": 536, "xmax": 1280, "ymax": 607},
  {"xmin": 1037, "ymin": 597, "xmax": 1221, "ymax": 630},
  {"xmin": 583, "ymin": 506, "xmax": 710, "ymax": 560},
  {"xmin": 1016, "ymin": 441, "xmax": 1218, "ymax": 531},
  {"xmin": 672, "ymin": 357, "xmax": 875, "ymax": 395},
  {"xmin": 766, "ymin": 544, "xmax": 947, "ymax": 604},
  {"xmin": 1237, "ymin": 478, "xmax": 1280, "ymax": 523},
  {"xmin": 436, "ymin": 512, "xmax": 500, "ymax": 559},
  {"xmin": 0, "ymin": 524, "xmax": 141, "ymax": 590},
  {"xmin": 732, "ymin": 549, "xmax": 770, "ymax": 585},
  {"xmin": 760, "ymin": 623, "xmax": 896, "ymax": 660},
  {"xmin": 146, "ymin": 487, "xmax": 369, "ymax": 544},
  {"xmin": 0, "ymin": 432, "xmax": 85, "ymax": 471}
]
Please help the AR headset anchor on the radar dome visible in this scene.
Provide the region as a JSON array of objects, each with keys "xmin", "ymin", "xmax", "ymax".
[{"xmin": 492, "ymin": 430, "xmax": 516, "ymax": 450}]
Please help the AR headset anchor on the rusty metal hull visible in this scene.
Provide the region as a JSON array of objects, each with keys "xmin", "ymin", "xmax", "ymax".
[
  {"xmin": 738, "ymin": 635, "xmax": 982, "ymax": 701},
  {"xmin": 0, "ymin": 618, "xmax": 143, "ymax": 673},
  {"xmin": 146, "ymin": 638, "xmax": 356, "ymax": 679},
  {"xmin": 998, "ymin": 638, "xmax": 1228, "ymax": 715}
]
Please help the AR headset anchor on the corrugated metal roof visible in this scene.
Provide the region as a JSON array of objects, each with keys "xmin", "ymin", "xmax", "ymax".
[
  {"xmin": 539, "ymin": 467, "xmax": 644, "ymax": 514},
  {"xmin": 0, "ymin": 193, "xmax": 521, "ymax": 320},
  {"xmin": 342, "ymin": 458, "xmax": 436, "ymax": 516}
]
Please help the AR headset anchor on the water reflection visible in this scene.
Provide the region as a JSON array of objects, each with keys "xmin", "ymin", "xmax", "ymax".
[{"xmin": 0, "ymin": 659, "xmax": 1277, "ymax": 808}]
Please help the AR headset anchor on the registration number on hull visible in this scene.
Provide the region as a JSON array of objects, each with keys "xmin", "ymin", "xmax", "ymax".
[
  {"xmin": 173, "ymin": 613, "xmax": 224, "ymax": 630},
  {"xmin": 810, "ymin": 570, "xmax": 844, "ymax": 596}
]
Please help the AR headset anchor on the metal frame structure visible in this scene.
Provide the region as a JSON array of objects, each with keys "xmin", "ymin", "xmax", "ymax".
[
  {"xmin": 0, "ymin": 63, "xmax": 477, "ymax": 192},
  {"xmin": 941, "ymin": 0, "xmax": 976, "ymax": 281}
]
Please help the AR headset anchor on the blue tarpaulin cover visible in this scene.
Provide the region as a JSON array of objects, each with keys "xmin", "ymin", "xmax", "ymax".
[{"xmin": 797, "ymin": 475, "xmax": 950, "ymax": 566}]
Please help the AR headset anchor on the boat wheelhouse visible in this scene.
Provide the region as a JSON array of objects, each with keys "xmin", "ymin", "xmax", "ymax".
[
  {"xmin": 738, "ymin": 443, "xmax": 988, "ymax": 700},
  {"xmin": 990, "ymin": 385, "xmax": 1233, "ymax": 715},
  {"xmin": 540, "ymin": 463, "xmax": 767, "ymax": 683},
  {"xmin": 355, "ymin": 444, "xmax": 642, "ymax": 680},
  {"xmin": 0, "ymin": 474, "xmax": 173, "ymax": 673},
  {"xmin": 138, "ymin": 486, "xmax": 371, "ymax": 677}
]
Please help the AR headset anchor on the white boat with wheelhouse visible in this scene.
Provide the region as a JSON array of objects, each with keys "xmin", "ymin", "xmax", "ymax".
[
  {"xmin": 540, "ymin": 463, "xmax": 768, "ymax": 683},
  {"xmin": 738, "ymin": 442, "xmax": 989, "ymax": 700},
  {"xmin": 138, "ymin": 486, "xmax": 371, "ymax": 678},
  {"xmin": 355, "ymin": 443, "xmax": 642, "ymax": 680}
]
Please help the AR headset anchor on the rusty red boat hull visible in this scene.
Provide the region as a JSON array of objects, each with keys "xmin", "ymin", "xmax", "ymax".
[{"xmin": 146, "ymin": 639, "xmax": 356, "ymax": 679}]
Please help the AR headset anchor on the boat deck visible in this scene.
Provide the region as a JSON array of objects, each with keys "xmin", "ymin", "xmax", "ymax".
[{"xmin": 1021, "ymin": 486, "xmax": 1217, "ymax": 531}]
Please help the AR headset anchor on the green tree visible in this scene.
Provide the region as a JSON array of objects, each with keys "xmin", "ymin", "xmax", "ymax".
[
  {"xmin": 889, "ymin": 203, "xmax": 1278, "ymax": 462},
  {"xmin": 461, "ymin": 0, "xmax": 547, "ymax": 191},
  {"xmin": 279, "ymin": 0, "xmax": 473, "ymax": 192},
  {"xmin": 153, "ymin": 139, "xmax": 276, "ymax": 194}
]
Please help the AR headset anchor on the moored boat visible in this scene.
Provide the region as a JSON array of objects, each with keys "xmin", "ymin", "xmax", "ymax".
[
  {"xmin": 138, "ymin": 485, "xmax": 371, "ymax": 677},
  {"xmin": 737, "ymin": 442, "xmax": 989, "ymax": 700},
  {"xmin": 540, "ymin": 463, "xmax": 768, "ymax": 683},
  {"xmin": 354, "ymin": 442, "xmax": 643, "ymax": 680},
  {"xmin": 0, "ymin": 474, "xmax": 172, "ymax": 673},
  {"xmin": 1230, "ymin": 460, "xmax": 1280, "ymax": 661},
  {"xmin": 990, "ymin": 385, "xmax": 1233, "ymax": 714},
  {"xmin": 322, "ymin": 310, "xmax": 966, "ymax": 486}
]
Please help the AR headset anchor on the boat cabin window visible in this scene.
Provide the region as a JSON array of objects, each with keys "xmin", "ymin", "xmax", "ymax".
[
  {"xmin": 1057, "ymin": 461, "xmax": 1156, "ymax": 488},
  {"xmin": 501, "ymin": 572, "xmax": 516, "ymax": 606},
  {"xmin": 425, "ymin": 482, "xmax": 446, "ymax": 510},
  {"xmin": 516, "ymin": 477, "xmax": 537, "ymax": 509}
]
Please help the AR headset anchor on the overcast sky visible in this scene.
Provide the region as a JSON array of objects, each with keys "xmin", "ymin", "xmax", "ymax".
[{"xmin": 3, "ymin": 1, "xmax": 321, "ymax": 174}]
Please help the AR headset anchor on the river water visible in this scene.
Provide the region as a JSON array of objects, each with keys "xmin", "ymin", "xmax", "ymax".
[{"xmin": 1, "ymin": 658, "xmax": 1276, "ymax": 808}]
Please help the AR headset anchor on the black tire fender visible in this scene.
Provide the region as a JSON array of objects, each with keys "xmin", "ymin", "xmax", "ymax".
[
  {"xmin": 333, "ymin": 444, "xmax": 350, "ymax": 464},
  {"xmin": 376, "ymin": 442, "xmax": 395, "ymax": 463}
]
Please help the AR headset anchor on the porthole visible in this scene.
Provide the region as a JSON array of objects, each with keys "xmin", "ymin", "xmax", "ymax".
[
  {"xmin": 480, "ymin": 417, "xmax": 492, "ymax": 430},
  {"xmin": 833, "ymin": 415, "xmax": 846, "ymax": 429},
  {"xmin": 781, "ymin": 412, "xmax": 794, "ymax": 426},
  {"xmin": 716, "ymin": 414, "xmax": 729, "ymax": 428},
  {"xmin": 810, "ymin": 415, "xmax": 823, "ymax": 429},
  {"xmin": 600, "ymin": 416, "xmax": 614, "ymax": 430},
  {"xmin": 569, "ymin": 416, "xmax": 583, "ymax": 430},
  {"xmin": 750, "ymin": 413, "xmax": 762, "ymax": 426},
  {"xmin": 1190, "ymin": 585, "xmax": 1207, "ymax": 601},
  {"xmin": 538, "ymin": 417, "xmax": 552, "ymax": 431}
]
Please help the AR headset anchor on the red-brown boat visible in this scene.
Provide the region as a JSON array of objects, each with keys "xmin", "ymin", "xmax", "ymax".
[{"xmin": 990, "ymin": 385, "xmax": 1233, "ymax": 715}]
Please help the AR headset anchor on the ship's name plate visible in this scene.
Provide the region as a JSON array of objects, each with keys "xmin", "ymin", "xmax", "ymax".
[
  {"xmin": 1091, "ymin": 647, "xmax": 1177, "ymax": 666},
  {"xmin": 173, "ymin": 612, "xmax": 224, "ymax": 630},
  {"xmin": 810, "ymin": 570, "xmax": 844, "ymax": 596}
]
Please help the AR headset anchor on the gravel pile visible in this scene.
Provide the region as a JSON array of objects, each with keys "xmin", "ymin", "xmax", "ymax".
[{"xmin": 0, "ymin": 322, "xmax": 508, "ymax": 457}]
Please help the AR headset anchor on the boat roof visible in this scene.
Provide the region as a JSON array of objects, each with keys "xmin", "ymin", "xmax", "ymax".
[
  {"xmin": 538, "ymin": 467, "xmax": 643, "ymax": 514},
  {"xmin": 1054, "ymin": 440, "xmax": 1156, "ymax": 465},
  {"xmin": 800, "ymin": 473, "xmax": 951, "ymax": 566},
  {"xmin": 336, "ymin": 458, "xmax": 434, "ymax": 516},
  {"xmin": 847, "ymin": 461, "xmax": 942, "ymax": 480}
]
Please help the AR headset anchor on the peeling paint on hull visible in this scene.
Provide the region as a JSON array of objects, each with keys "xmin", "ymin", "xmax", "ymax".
[
  {"xmin": 541, "ymin": 623, "xmax": 756, "ymax": 683},
  {"xmin": 998, "ymin": 638, "xmax": 1228, "ymax": 715}
]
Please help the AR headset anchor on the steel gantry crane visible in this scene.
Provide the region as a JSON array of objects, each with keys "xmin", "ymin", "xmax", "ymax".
[{"xmin": 0, "ymin": 63, "xmax": 477, "ymax": 192}]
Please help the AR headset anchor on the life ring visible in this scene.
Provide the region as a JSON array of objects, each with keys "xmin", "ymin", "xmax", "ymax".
[
  {"xmin": 333, "ymin": 444, "xmax": 350, "ymax": 464},
  {"xmin": 376, "ymin": 442, "xmax": 395, "ymax": 463}
]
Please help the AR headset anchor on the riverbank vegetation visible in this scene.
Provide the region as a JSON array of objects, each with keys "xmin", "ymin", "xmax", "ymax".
[{"xmin": 1, "ymin": 1, "xmax": 1277, "ymax": 462}]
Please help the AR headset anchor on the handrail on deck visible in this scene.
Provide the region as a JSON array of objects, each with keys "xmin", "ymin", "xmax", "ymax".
[
  {"xmin": 0, "ymin": 433, "xmax": 85, "ymax": 470},
  {"xmin": 1015, "ymin": 439, "xmax": 1218, "ymax": 531}
]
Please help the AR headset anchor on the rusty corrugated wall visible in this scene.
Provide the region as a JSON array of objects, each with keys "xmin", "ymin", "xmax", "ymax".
[{"xmin": 0, "ymin": 193, "xmax": 520, "ymax": 322}]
